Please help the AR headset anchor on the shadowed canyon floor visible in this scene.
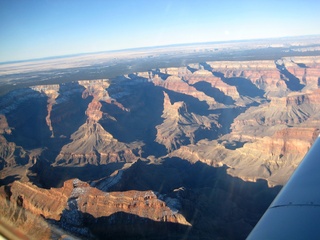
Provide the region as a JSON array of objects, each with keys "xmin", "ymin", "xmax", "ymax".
[{"xmin": 1, "ymin": 41, "xmax": 320, "ymax": 239}]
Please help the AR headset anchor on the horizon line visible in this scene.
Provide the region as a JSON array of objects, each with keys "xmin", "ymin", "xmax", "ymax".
[{"xmin": 1, "ymin": 34, "xmax": 320, "ymax": 65}]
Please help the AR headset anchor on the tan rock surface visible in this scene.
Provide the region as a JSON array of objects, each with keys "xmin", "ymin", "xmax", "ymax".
[
  {"xmin": 55, "ymin": 122, "xmax": 142, "ymax": 165},
  {"xmin": 283, "ymin": 56, "xmax": 320, "ymax": 90},
  {"xmin": 156, "ymin": 92, "xmax": 218, "ymax": 151},
  {"xmin": 153, "ymin": 75, "xmax": 216, "ymax": 106},
  {"xmin": 187, "ymin": 69, "xmax": 240, "ymax": 100},
  {"xmin": 5, "ymin": 179, "xmax": 190, "ymax": 226},
  {"xmin": 207, "ymin": 60, "xmax": 289, "ymax": 97},
  {"xmin": 31, "ymin": 84, "xmax": 60, "ymax": 137}
]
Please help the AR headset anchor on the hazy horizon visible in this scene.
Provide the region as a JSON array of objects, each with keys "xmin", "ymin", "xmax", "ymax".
[
  {"xmin": 1, "ymin": 0, "xmax": 320, "ymax": 62},
  {"xmin": 1, "ymin": 34, "xmax": 319, "ymax": 64}
]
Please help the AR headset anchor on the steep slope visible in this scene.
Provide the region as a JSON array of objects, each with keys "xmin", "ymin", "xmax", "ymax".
[
  {"xmin": 170, "ymin": 127, "xmax": 319, "ymax": 186},
  {"xmin": 230, "ymin": 89, "xmax": 320, "ymax": 139},
  {"xmin": 156, "ymin": 92, "xmax": 218, "ymax": 151},
  {"xmin": 55, "ymin": 122, "xmax": 141, "ymax": 165},
  {"xmin": 171, "ymin": 89, "xmax": 320, "ymax": 185},
  {"xmin": 229, "ymin": 127, "xmax": 319, "ymax": 185},
  {"xmin": 55, "ymin": 80, "xmax": 142, "ymax": 166},
  {"xmin": 187, "ymin": 69, "xmax": 240, "ymax": 103},
  {"xmin": 282, "ymin": 56, "xmax": 320, "ymax": 90},
  {"xmin": 207, "ymin": 60, "xmax": 289, "ymax": 98},
  {"xmin": 2, "ymin": 179, "xmax": 190, "ymax": 238},
  {"xmin": 153, "ymin": 74, "xmax": 217, "ymax": 107},
  {"xmin": 31, "ymin": 84, "xmax": 60, "ymax": 137}
]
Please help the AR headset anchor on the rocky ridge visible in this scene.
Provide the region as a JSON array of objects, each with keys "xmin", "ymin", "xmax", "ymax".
[
  {"xmin": 207, "ymin": 60, "xmax": 288, "ymax": 98},
  {"xmin": 156, "ymin": 91, "xmax": 218, "ymax": 151},
  {"xmin": 2, "ymin": 178, "xmax": 190, "ymax": 238},
  {"xmin": 55, "ymin": 80, "xmax": 142, "ymax": 166},
  {"xmin": 153, "ymin": 74, "xmax": 217, "ymax": 107},
  {"xmin": 31, "ymin": 84, "xmax": 60, "ymax": 137}
]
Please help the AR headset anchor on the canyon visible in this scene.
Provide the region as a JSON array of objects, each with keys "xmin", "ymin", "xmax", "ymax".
[{"xmin": 0, "ymin": 53, "xmax": 320, "ymax": 239}]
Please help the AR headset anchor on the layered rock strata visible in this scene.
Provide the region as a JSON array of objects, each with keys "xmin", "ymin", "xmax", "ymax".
[
  {"xmin": 156, "ymin": 92, "xmax": 218, "ymax": 151},
  {"xmin": 4, "ymin": 179, "xmax": 190, "ymax": 228}
]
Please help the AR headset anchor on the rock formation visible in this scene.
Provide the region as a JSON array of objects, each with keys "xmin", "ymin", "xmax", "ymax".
[
  {"xmin": 282, "ymin": 56, "xmax": 320, "ymax": 90},
  {"xmin": 156, "ymin": 91, "xmax": 218, "ymax": 151},
  {"xmin": 207, "ymin": 60, "xmax": 289, "ymax": 97},
  {"xmin": 2, "ymin": 179, "xmax": 190, "ymax": 238},
  {"xmin": 31, "ymin": 84, "xmax": 60, "ymax": 137},
  {"xmin": 187, "ymin": 69, "xmax": 240, "ymax": 101},
  {"xmin": 0, "ymin": 114, "xmax": 11, "ymax": 135},
  {"xmin": 153, "ymin": 74, "xmax": 217, "ymax": 106},
  {"xmin": 55, "ymin": 79, "xmax": 141, "ymax": 166},
  {"xmin": 55, "ymin": 122, "xmax": 141, "ymax": 165}
]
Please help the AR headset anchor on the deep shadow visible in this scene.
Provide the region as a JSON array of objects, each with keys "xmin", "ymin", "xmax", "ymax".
[
  {"xmin": 220, "ymin": 140, "xmax": 247, "ymax": 150},
  {"xmin": 187, "ymin": 65, "xmax": 198, "ymax": 73},
  {"xmin": 5, "ymin": 89, "xmax": 52, "ymax": 149},
  {"xmin": 204, "ymin": 65, "xmax": 265, "ymax": 98},
  {"xmin": 275, "ymin": 61, "xmax": 304, "ymax": 91},
  {"xmin": 296, "ymin": 63, "xmax": 309, "ymax": 68},
  {"xmin": 51, "ymin": 82, "xmax": 90, "ymax": 139},
  {"xmin": 200, "ymin": 62, "xmax": 213, "ymax": 72},
  {"xmin": 100, "ymin": 82, "xmax": 167, "ymax": 158},
  {"xmin": 194, "ymin": 125, "xmax": 219, "ymax": 142},
  {"xmin": 163, "ymin": 89, "xmax": 210, "ymax": 116},
  {"xmin": 0, "ymin": 175, "xmax": 20, "ymax": 186},
  {"xmin": 4, "ymin": 83, "xmax": 90, "ymax": 156},
  {"xmin": 212, "ymin": 71, "xmax": 224, "ymax": 78},
  {"xmin": 108, "ymin": 158, "xmax": 281, "ymax": 240},
  {"xmin": 212, "ymin": 106, "xmax": 248, "ymax": 136},
  {"xmin": 151, "ymin": 69, "xmax": 170, "ymax": 80},
  {"xmin": 193, "ymin": 81, "xmax": 235, "ymax": 105},
  {"xmin": 86, "ymin": 212, "xmax": 191, "ymax": 240},
  {"xmin": 55, "ymin": 210, "xmax": 192, "ymax": 240},
  {"xmin": 28, "ymin": 160, "xmax": 125, "ymax": 188},
  {"xmin": 220, "ymin": 77, "xmax": 265, "ymax": 98}
]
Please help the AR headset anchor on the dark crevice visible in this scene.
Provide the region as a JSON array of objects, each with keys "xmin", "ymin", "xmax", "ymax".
[
  {"xmin": 220, "ymin": 76, "xmax": 265, "ymax": 98},
  {"xmin": 275, "ymin": 61, "xmax": 304, "ymax": 91},
  {"xmin": 192, "ymin": 81, "xmax": 235, "ymax": 105},
  {"xmin": 194, "ymin": 62, "xmax": 264, "ymax": 99}
]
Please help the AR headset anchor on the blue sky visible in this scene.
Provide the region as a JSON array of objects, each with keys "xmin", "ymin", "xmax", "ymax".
[{"xmin": 1, "ymin": 0, "xmax": 320, "ymax": 62}]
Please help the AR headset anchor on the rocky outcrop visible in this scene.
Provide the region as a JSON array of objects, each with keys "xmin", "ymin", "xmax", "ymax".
[
  {"xmin": 169, "ymin": 88, "xmax": 320, "ymax": 186},
  {"xmin": 31, "ymin": 85, "xmax": 60, "ymax": 137},
  {"xmin": 55, "ymin": 122, "xmax": 142, "ymax": 165},
  {"xmin": 187, "ymin": 69, "xmax": 240, "ymax": 100},
  {"xmin": 153, "ymin": 75, "xmax": 216, "ymax": 106},
  {"xmin": 0, "ymin": 193, "xmax": 53, "ymax": 239},
  {"xmin": 207, "ymin": 60, "xmax": 289, "ymax": 97},
  {"xmin": 170, "ymin": 127, "xmax": 319, "ymax": 186},
  {"xmin": 9, "ymin": 181, "xmax": 70, "ymax": 220},
  {"xmin": 156, "ymin": 92, "xmax": 218, "ymax": 152},
  {"xmin": 230, "ymin": 89, "xmax": 320, "ymax": 139},
  {"xmin": 282, "ymin": 56, "xmax": 320, "ymax": 90},
  {"xmin": 159, "ymin": 67, "xmax": 193, "ymax": 77},
  {"xmin": 5, "ymin": 179, "xmax": 190, "ymax": 231},
  {"xmin": 2, "ymin": 52, "xmax": 320, "ymax": 239},
  {"xmin": 79, "ymin": 79, "xmax": 127, "ymax": 123},
  {"xmin": 55, "ymin": 79, "xmax": 141, "ymax": 166},
  {"xmin": 0, "ymin": 115, "xmax": 29, "ymax": 169},
  {"xmin": 0, "ymin": 135, "xmax": 27, "ymax": 169},
  {"xmin": 0, "ymin": 114, "xmax": 11, "ymax": 135},
  {"xmin": 232, "ymin": 127, "xmax": 318, "ymax": 183}
]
